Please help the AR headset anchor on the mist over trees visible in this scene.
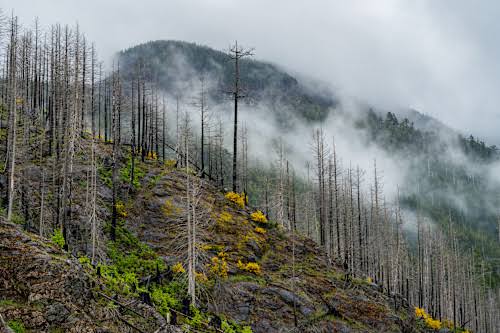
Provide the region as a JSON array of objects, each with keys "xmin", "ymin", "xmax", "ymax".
[{"xmin": 0, "ymin": 10, "xmax": 499, "ymax": 333}]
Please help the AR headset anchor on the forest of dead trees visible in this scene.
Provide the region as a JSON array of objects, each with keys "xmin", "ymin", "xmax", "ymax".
[{"xmin": 0, "ymin": 12, "xmax": 498, "ymax": 333}]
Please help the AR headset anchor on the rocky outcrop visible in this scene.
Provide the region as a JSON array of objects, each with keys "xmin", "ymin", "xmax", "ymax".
[{"xmin": 0, "ymin": 220, "xmax": 161, "ymax": 333}]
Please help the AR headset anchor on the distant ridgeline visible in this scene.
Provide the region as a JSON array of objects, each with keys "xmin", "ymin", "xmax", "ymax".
[{"xmin": 117, "ymin": 40, "xmax": 336, "ymax": 122}]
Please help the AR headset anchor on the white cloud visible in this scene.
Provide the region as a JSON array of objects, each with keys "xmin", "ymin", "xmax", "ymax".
[{"xmin": 4, "ymin": 0, "xmax": 500, "ymax": 143}]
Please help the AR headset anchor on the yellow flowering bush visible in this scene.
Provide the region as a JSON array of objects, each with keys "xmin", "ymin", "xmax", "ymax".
[
  {"xmin": 210, "ymin": 254, "xmax": 228, "ymax": 278},
  {"xmin": 195, "ymin": 272, "xmax": 208, "ymax": 282},
  {"xmin": 415, "ymin": 307, "xmax": 442, "ymax": 331},
  {"xmin": 219, "ymin": 211, "xmax": 233, "ymax": 223},
  {"xmin": 237, "ymin": 260, "xmax": 261, "ymax": 275},
  {"xmin": 172, "ymin": 262, "xmax": 185, "ymax": 274},
  {"xmin": 147, "ymin": 151, "xmax": 158, "ymax": 160},
  {"xmin": 366, "ymin": 277, "xmax": 373, "ymax": 284},
  {"xmin": 115, "ymin": 201, "xmax": 127, "ymax": 218},
  {"xmin": 425, "ymin": 317, "xmax": 441, "ymax": 330},
  {"xmin": 415, "ymin": 307, "xmax": 426, "ymax": 319},
  {"xmin": 225, "ymin": 192, "xmax": 245, "ymax": 208},
  {"xmin": 254, "ymin": 227, "xmax": 266, "ymax": 234},
  {"xmin": 250, "ymin": 210, "xmax": 268, "ymax": 224}
]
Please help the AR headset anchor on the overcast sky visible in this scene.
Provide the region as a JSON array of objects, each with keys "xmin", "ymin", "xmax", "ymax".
[{"xmin": 3, "ymin": 0, "xmax": 500, "ymax": 144}]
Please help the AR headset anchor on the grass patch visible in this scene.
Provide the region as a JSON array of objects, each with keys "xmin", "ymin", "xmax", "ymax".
[
  {"xmin": 229, "ymin": 274, "xmax": 266, "ymax": 285},
  {"xmin": 0, "ymin": 299, "xmax": 17, "ymax": 307},
  {"xmin": 7, "ymin": 320, "xmax": 25, "ymax": 333}
]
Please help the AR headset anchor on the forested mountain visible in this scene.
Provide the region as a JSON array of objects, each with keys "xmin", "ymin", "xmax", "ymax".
[
  {"xmin": 118, "ymin": 40, "xmax": 500, "ymax": 288},
  {"xmin": 117, "ymin": 40, "xmax": 336, "ymax": 122},
  {"xmin": 0, "ymin": 13, "xmax": 499, "ymax": 333}
]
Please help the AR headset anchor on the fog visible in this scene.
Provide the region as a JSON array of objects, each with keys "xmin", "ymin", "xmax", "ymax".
[
  {"xmin": 5, "ymin": 0, "xmax": 500, "ymax": 144},
  {"xmin": 3, "ymin": 0, "xmax": 500, "ymax": 235}
]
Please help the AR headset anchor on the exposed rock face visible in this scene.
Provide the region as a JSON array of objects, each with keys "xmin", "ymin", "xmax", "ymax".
[{"xmin": 0, "ymin": 220, "xmax": 160, "ymax": 333}]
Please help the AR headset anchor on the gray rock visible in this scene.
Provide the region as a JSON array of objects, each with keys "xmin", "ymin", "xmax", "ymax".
[
  {"xmin": 299, "ymin": 305, "xmax": 314, "ymax": 316},
  {"xmin": 45, "ymin": 302, "xmax": 69, "ymax": 323},
  {"xmin": 233, "ymin": 303, "xmax": 251, "ymax": 321},
  {"xmin": 262, "ymin": 287, "xmax": 304, "ymax": 306}
]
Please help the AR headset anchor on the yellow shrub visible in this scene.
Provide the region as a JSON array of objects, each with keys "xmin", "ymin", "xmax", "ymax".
[
  {"xmin": 115, "ymin": 201, "xmax": 127, "ymax": 218},
  {"xmin": 217, "ymin": 251, "xmax": 228, "ymax": 260},
  {"xmin": 195, "ymin": 272, "xmax": 208, "ymax": 282},
  {"xmin": 366, "ymin": 277, "xmax": 373, "ymax": 284},
  {"xmin": 225, "ymin": 192, "xmax": 245, "ymax": 208},
  {"xmin": 147, "ymin": 151, "xmax": 158, "ymax": 160},
  {"xmin": 250, "ymin": 210, "xmax": 268, "ymax": 223},
  {"xmin": 415, "ymin": 307, "xmax": 426, "ymax": 319},
  {"xmin": 219, "ymin": 211, "xmax": 233, "ymax": 223},
  {"xmin": 415, "ymin": 307, "xmax": 442, "ymax": 331},
  {"xmin": 172, "ymin": 262, "xmax": 185, "ymax": 274},
  {"xmin": 237, "ymin": 260, "xmax": 261, "ymax": 275},
  {"xmin": 210, "ymin": 256, "xmax": 228, "ymax": 278},
  {"xmin": 425, "ymin": 317, "xmax": 441, "ymax": 330},
  {"xmin": 254, "ymin": 227, "xmax": 266, "ymax": 234}
]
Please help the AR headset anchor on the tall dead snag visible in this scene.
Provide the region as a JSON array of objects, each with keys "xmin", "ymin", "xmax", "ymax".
[
  {"xmin": 129, "ymin": 74, "xmax": 136, "ymax": 189},
  {"xmin": 180, "ymin": 111, "xmax": 196, "ymax": 305},
  {"xmin": 6, "ymin": 16, "xmax": 18, "ymax": 222},
  {"xmin": 312, "ymin": 129, "xmax": 328, "ymax": 247},
  {"xmin": 110, "ymin": 66, "xmax": 122, "ymax": 241},
  {"xmin": 227, "ymin": 41, "xmax": 253, "ymax": 192},
  {"xmin": 273, "ymin": 140, "xmax": 286, "ymax": 228},
  {"xmin": 191, "ymin": 77, "xmax": 208, "ymax": 175},
  {"xmin": 162, "ymin": 96, "xmax": 166, "ymax": 161},
  {"xmin": 241, "ymin": 124, "xmax": 249, "ymax": 195}
]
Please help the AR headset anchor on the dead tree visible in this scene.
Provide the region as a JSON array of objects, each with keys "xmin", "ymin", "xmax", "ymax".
[{"xmin": 226, "ymin": 41, "xmax": 253, "ymax": 192}]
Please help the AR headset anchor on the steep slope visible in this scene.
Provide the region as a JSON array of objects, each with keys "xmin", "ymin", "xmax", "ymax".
[
  {"xmin": 0, "ymin": 219, "xmax": 167, "ymax": 333},
  {"xmin": 108, "ymin": 159, "xmax": 420, "ymax": 332},
  {"xmin": 1, "ymin": 147, "xmax": 425, "ymax": 333}
]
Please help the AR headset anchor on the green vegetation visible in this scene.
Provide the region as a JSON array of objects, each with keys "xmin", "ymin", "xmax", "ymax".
[
  {"xmin": 0, "ymin": 299, "xmax": 17, "ymax": 307},
  {"xmin": 51, "ymin": 228, "xmax": 65, "ymax": 249},
  {"xmin": 7, "ymin": 320, "xmax": 25, "ymax": 333},
  {"xmin": 150, "ymin": 281, "xmax": 185, "ymax": 316},
  {"xmin": 100, "ymin": 222, "xmax": 165, "ymax": 296},
  {"xmin": 120, "ymin": 155, "xmax": 147, "ymax": 189}
]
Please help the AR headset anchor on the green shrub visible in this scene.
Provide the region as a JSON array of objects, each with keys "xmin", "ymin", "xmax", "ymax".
[
  {"xmin": 98, "ymin": 165, "xmax": 113, "ymax": 187},
  {"xmin": 99, "ymin": 225, "xmax": 165, "ymax": 297},
  {"xmin": 221, "ymin": 319, "xmax": 253, "ymax": 333},
  {"xmin": 150, "ymin": 281, "xmax": 185, "ymax": 316},
  {"xmin": 119, "ymin": 156, "xmax": 146, "ymax": 189},
  {"xmin": 7, "ymin": 320, "xmax": 25, "ymax": 333},
  {"xmin": 185, "ymin": 306, "xmax": 210, "ymax": 329},
  {"xmin": 51, "ymin": 228, "xmax": 65, "ymax": 249},
  {"xmin": 10, "ymin": 213, "xmax": 24, "ymax": 225}
]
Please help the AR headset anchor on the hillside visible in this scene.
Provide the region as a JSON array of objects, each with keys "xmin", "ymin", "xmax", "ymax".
[
  {"xmin": 117, "ymin": 40, "xmax": 500, "ymax": 288},
  {"xmin": 1, "ymin": 145, "xmax": 422, "ymax": 333}
]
